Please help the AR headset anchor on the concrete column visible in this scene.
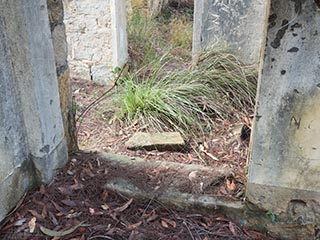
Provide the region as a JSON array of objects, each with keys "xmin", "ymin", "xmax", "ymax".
[
  {"xmin": 111, "ymin": 0, "xmax": 128, "ymax": 70},
  {"xmin": 247, "ymin": 0, "xmax": 320, "ymax": 237},
  {"xmin": 0, "ymin": 0, "xmax": 67, "ymax": 221},
  {"xmin": 192, "ymin": 0, "xmax": 270, "ymax": 66},
  {"xmin": 0, "ymin": 3, "xmax": 34, "ymax": 220}
]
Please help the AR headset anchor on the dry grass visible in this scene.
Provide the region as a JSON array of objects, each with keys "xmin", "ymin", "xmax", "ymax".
[{"xmin": 168, "ymin": 18, "xmax": 193, "ymax": 50}]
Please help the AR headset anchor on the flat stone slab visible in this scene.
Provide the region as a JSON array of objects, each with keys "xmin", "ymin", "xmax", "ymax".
[{"xmin": 125, "ymin": 132, "xmax": 185, "ymax": 151}]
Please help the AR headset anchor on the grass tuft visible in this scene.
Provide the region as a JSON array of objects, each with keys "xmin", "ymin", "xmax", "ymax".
[
  {"xmin": 117, "ymin": 5, "xmax": 256, "ymax": 137},
  {"xmin": 112, "ymin": 49, "xmax": 257, "ymax": 137}
]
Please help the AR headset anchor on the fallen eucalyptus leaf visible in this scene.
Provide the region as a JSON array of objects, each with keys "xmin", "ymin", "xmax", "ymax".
[
  {"xmin": 40, "ymin": 222, "xmax": 83, "ymax": 237},
  {"xmin": 28, "ymin": 217, "xmax": 36, "ymax": 233},
  {"xmin": 114, "ymin": 198, "xmax": 133, "ymax": 212}
]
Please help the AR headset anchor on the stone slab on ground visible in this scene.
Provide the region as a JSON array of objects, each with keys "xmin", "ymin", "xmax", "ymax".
[{"xmin": 125, "ymin": 132, "xmax": 185, "ymax": 151}]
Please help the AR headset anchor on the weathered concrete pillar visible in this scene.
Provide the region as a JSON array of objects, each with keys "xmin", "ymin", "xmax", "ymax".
[
  {"xmin": 192, "ymin": 0, "xmax": 270, "ymax": 66},
  {"xmin": 247, "ymin": 1, "xmax": 320, "ymax": 238},
  {"xmin": 111, "ymin": 0, "xmax": 128, "ymax": 71},
  {"xmin": 63, "ymin": 0, "xmax": 128, "ymax": 84},
  {"xmin": 148, "ymin": 0, "xmax": 169, "ymax": 18},
  {"xmin": 0, "ymin": 0, "xmax": 67, "ymax": 221}
]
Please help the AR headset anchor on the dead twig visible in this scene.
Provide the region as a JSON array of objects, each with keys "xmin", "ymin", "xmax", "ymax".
[
  {"xmin": 76, "ymin": 64, "xmax": 127, "ymax": 138},
  {"xmin": 183, "ymin": 221, "xmax": 196, "ymax": 240},
  {"xmin": 88, "ymin": 235, "xmax": 115, "ymax": 240}
]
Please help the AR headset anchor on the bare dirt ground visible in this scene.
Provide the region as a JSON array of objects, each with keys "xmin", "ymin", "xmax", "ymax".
[{"xmin": 0, "ymin": 79, "xmax": 276, "ymax": 240}]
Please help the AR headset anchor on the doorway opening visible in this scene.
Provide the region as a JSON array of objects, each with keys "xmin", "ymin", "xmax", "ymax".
[{"xmin": 72, "ymin": 0, "xmax": 256, "ymax": 207}]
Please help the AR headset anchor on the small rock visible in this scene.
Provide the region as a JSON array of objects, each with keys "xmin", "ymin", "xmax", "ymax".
[{"xmin": 125, "ymin": 132, "xmax": 185, "ymax": 151}]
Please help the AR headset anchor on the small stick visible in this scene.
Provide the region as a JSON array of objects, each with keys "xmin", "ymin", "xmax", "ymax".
[{"xmin": 76, "ymin": 64, "xmax": 127, "ymax": 138}]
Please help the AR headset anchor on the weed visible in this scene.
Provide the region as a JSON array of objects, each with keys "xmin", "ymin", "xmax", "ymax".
[
  {"xmin": 195, "ymin": 47, "xmax": 257, "ymax": 117},
  {"xmin": 266, "ymin": 211, "xmax": 276, "ymax": 223},
  {"xmin": 130, "ymin": 0, "xmax": 146, "ymax": 11},
  {"xmin": 122, "ymin": 4, "xmax": 256, "ymax": 137}
]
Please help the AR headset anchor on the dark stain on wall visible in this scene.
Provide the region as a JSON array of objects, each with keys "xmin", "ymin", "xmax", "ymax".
[
  {"xmin": 271, "ymin": 20, "xmax": 289, "ymax": 49},
  {"xmin": 288, "ymin": 47, "xmax": 299, "ymax": 52},
  {"xmin": 290, "ymin": 0, "xmax": 307, "ymax": 14},
  {"xmin": 268, "ymin": 13, "xmax": 277, "ymax": 29},
  {"xmin": 290, "ymin": 23, "xmax": 302, "ymax": 31}
]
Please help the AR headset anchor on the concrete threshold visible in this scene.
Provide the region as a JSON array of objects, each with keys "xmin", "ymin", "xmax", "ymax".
[
  {"xmin": 95, "ymin": 152, "xmax": 318, "ymax": 239},
  {"xmin": 97, "ymin": 152, "xmax": 249, "ymax": 226}
]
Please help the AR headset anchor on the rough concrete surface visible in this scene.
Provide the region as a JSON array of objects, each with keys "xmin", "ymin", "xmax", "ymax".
[
  {"xmin": 247, "ymin": 0, "xmax": 320, "ymax": 238},
  {"xmin": 192, "ymin": 0, "xmax": 270, "ymax": 66},
  {"xmin": 0, "ymin": 0, "xmax": 67, "ymax": 221},
  {"xmin": 111, "ymin": 0, "xmax": 128, "ymax": 71},
  {"xmin": 0, "ymin": 2, "xmax": 31, "ymax": 221}
]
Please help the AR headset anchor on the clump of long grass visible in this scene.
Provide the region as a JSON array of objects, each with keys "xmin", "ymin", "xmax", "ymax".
[
  {"xmin": 195, "ymin": 48, "xmax": 257, "ymax": 118},
  {"xmin": 168, "ymin": 18, "xmax": 193, "ymax": 50},
  {"xmin": 112, "ymin": 49, "xmax": 257, "ymax": 137}
]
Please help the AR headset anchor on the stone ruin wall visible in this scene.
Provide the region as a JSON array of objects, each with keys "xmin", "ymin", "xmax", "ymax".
[
  {"xmin": 1, "ymin": 1, "xmax": 320, "ymax": 238},
  {"xmin": 63, "ymin": 0, "xmax": 128, "ymax": 85},
  {"xmin": 194, "ymin": 0, "xmax": 320, "ymax": 238},
  {"xmin": 0, "ymin": 0, "xmax": 127, "ymax": 222},
  {"xmin": 47, "ymin": 0, "xmax": 77, "ymax": 151}
]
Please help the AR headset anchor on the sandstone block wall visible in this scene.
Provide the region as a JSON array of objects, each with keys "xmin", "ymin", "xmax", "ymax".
[
  {"xmin": 48, "ymin": 0, "xmax": 77, "ymax": 151},
  {"xmin": 63, "ymin": 0, "xmax": 128, "ymax": 84}
]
